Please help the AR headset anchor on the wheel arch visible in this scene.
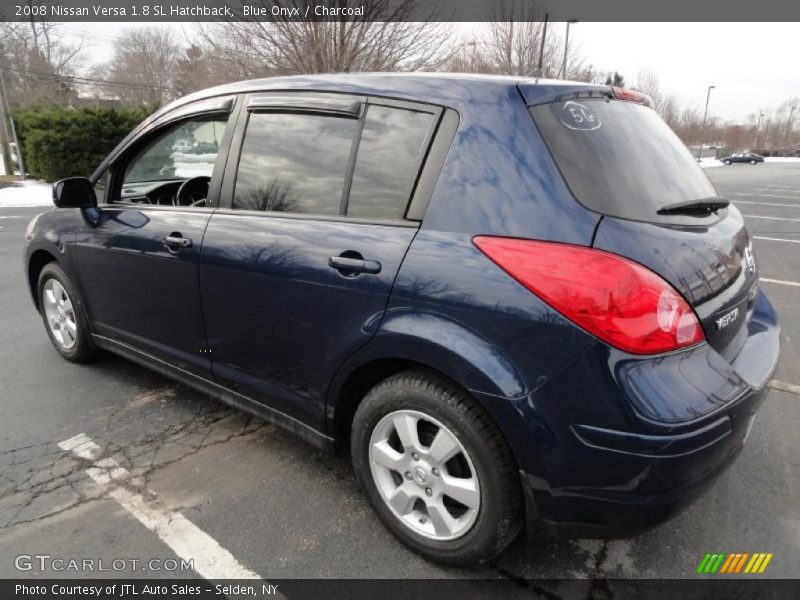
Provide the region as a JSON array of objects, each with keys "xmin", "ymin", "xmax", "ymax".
[
  {"xmin": 325, "ymin": 311, "xmax": 528, "ymax": 445},
  {"xmin": 28, "ymin": 249, "xmax": 59, "ymax": 311}
]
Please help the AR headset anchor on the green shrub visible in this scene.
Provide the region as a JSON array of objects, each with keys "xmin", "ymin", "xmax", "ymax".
[{"xmin": 14, "ymin": 105, "xmax": 151, "ymax": 181}]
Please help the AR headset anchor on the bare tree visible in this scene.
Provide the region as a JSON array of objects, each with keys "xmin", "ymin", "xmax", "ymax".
[
  {"xmin": 198, "ymin": 0, "xmax": 451, "ymax": 76},
  {"xmin": 103, "ymin": 27, "xmax": 181, "ymax": 106},
  {"xmin": 0, "ymin": 21, "xmax": 87, "ymax": 106},
  {"xmin": 441, "ymin": 1, "xmax": 592, "ymax": 80}
]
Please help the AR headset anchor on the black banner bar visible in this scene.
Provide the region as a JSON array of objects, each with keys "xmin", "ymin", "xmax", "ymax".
[
  {"xmin": 1, "ymin": 0, "xmax": 800, "ymax": 23},
  {"xmin": 2, "ymin": 579, "xmax": 800, "ymax": 600}
]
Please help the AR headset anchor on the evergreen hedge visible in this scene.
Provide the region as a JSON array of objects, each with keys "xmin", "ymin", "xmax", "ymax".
[{"xmin": 14, "ymin": 105, "xmax": 151, "ymax": 181}]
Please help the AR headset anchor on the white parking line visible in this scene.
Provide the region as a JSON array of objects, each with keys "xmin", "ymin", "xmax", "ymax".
[
  {"xmin": 59, "ymin": 433, "xmax": 263, "ymax": 581},
  {"xmin": 736, "ymin": 201, "xmax": 800, "ymax": 208},
  {"xmin": 0, "ymin": 215, "xmax": 25, "ymax": 219},
  {"xmin": 768, "ymin": 380, "xmax": 800, "ymax": 395},
  {"xmin": 760, "ymin": 278, "xmax": 800, "ymax": 288},
  {"xmin": 753, "ymin": 236, "xmax": 800, "ymax": 244},
  {"xmin": 741, "ymin": 214, "xmax": 800, "ymax": 223}
]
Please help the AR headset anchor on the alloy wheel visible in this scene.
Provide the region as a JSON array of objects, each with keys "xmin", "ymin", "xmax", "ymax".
[
  {"xmin": 42, "ymin": 279, "xmax": 77, "ymax": 350},
  {"xmin": 368, "ymin": 409, "xmax": 481, "ymax": 541}
]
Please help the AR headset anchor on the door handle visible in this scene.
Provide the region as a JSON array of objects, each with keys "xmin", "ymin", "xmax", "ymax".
[
  {"xmin": 328, "ymin": 255, "xmax": 382, "ymax": 275},
  {"xmin": 164, "ymin": 234, "xmax": 193, "ymax": 249}
]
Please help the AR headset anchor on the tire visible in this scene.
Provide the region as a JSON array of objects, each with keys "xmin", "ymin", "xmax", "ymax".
[
  {"xmin": 37, "ymin": 263, "xmax": 98, "ymax": 363},
  {"xmin": 724, "ymin": 159, "xmax": 732, "ymax": 165},
  {"xmin": 750, "ymin": 159, "xmax": 757, "ymax": 165},
  {"xmin": 351, "ymin": 368, "xmax": 523, "ymax": 565}
]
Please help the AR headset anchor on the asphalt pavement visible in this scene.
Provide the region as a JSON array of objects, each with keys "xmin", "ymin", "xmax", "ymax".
[{"xmin": 0, "ymin": 163, "xmax": 798, "ymax": 583}]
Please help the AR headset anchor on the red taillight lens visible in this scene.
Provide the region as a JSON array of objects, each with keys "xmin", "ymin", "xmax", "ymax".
[{"xmin": 473, "ymin": 237, "xmax": 705, "ymax": 355}]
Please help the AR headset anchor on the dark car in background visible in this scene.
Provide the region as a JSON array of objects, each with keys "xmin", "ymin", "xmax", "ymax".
[
  {"xmin": 24, "ymin": 74, "xmax": 780, "ymax": 565},
  {"xmin": 724, "ymin": 152, "xmax": 765, "ymax": 164}
]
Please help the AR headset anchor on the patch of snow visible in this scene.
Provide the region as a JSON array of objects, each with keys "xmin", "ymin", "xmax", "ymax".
[
  {"xmin": 765, "ymin": 156, "xmax": 800, "ymax": 163},
  {"xmin": 699, "ymin": 157, "xmax": 724, "ymax": 169},
  {"xmin": 0, "ymin": 179, "xmax": 53, "ymax": 207}
]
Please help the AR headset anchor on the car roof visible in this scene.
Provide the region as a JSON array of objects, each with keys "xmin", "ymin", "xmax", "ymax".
[{"xmin": 153, "ymin": 72, "xmax": 610, "ymax": 120}]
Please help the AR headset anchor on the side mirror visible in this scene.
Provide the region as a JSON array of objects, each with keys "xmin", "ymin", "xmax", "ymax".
[{"xmin": 53, "ymin": 177, "xmax": 97, "ymax": 209}]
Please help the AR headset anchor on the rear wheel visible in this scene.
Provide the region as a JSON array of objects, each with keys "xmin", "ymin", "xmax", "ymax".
[
  {"xmin": 750, "ymin": 159, "xmax": 757, "ymax": 165},
  {"xmin": 351, "ymin": 369, "xmax": 523, "ymax": 565},
  {"xmin": 38, "ymin": 263, "xmax": 97, "ymax": 362}
]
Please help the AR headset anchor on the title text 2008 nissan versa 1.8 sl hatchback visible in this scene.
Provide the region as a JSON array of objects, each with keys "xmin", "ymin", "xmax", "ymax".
[{"xmin": 24, "ymin": 74, "xmax": 780, "ymax": 565}]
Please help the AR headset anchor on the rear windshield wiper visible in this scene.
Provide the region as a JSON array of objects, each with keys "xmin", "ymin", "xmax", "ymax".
[{"xmin": 656, "ymin": 197, "xmax": 730, "ymax": 216}]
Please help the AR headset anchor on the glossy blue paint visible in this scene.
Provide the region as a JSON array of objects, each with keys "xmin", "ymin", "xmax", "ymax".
[
  {"xmin": 26, "ymin": 74, "xmax": 781, "ymax": 537},
  {"xmin": 74, "ymin": 206, "xmax": 213, "ymax": 375},
  {"xmin": 199, "ymin": 213, "xmax": 416, "ymax": 429}
]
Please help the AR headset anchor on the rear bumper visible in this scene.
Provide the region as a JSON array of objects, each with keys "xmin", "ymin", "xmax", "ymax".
[{"xmin": 481, "ymin": 289, "xmax": 780, "ymax": 538}]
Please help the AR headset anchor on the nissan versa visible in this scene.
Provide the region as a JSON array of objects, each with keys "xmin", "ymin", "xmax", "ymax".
[{"xmin": 23, "ymin": 74, "xmax": 780, "ymax": 565}]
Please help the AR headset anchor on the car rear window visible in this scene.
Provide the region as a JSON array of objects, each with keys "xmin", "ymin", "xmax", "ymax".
[{"xmin": 530, "ymin": 99, "xmax": 718, "ymax": 222}]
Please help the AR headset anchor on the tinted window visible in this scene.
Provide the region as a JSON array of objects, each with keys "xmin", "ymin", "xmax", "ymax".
[
  {"xmin": 124, "ymin": 118, "xmax": 227, "ymax": 185},
  {"xmin": 531, "ymin": 100, "xmax": 717, "ymax": 223},
  {"xmin": 347, "ymin": 106, "xmax": 434, "ymax": 220},
  {"xmin": 234, "ymin": 112, "xmax": 357, "ymax": 215}
]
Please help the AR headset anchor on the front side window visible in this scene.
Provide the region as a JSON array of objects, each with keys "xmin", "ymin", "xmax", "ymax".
[
  {"xmin": 233, "ymin": 112, "xmax": 358, "ymax": 215},
  {"xmin": 112, "ymin": 115, "xmax": 229, "ymax": 207}
]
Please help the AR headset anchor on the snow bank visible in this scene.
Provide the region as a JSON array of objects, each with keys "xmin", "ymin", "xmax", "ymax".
[
  {"xmin": 699, "ymin": 157, "xmax": 723, "ymax": 169},
  {"xmin": 0, "ymin": 179, "xmax": 53, "ymax": 207},
  {"xmin": 764, "ymin": 157, "xmax": 800, "ymax": 163}
]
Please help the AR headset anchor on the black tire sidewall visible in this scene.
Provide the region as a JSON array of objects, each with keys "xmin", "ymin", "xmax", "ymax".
[
  {"xmin": 37, "ymin": 263, "xmax": 94, "ymax": 362},
  {"xmin": 351, "ymin": 375, "xmax": 518, "ymax": 564}
]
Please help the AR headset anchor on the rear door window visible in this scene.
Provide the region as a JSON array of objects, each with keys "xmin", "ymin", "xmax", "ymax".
[
  {"xmin": 233, "ymin": 112, "xmax": 358, "ymax": 215},
  {"xmin": 530, "ymin": 99, "xmax": 718, "ymax": 223},
  {"xmin": 346, "ymin": 105, "xmax": 435, "ymax": 220}
]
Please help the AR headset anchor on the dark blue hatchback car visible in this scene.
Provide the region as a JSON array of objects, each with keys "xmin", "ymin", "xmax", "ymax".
[{"xmin": 24, "ymin": 74, "xmax": 780, "ymax": 565}]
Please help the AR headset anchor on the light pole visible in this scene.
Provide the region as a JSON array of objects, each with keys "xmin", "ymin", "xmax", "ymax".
[
  {"xmin": 696, "ymin": 85, "xmax": 715, "ymax": 161},
  {"xmin": 561, "ymin": 20, "xmax": 578, "ymax": 79},
  {"xmin": 754, "ymin": 111, "xmax": 765, "ymax": 148}
]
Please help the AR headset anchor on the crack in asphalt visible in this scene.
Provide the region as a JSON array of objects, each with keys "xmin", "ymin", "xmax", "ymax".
[{"xmin": 0, "ymin": 385, "xmax": 270, "ymax": 532}]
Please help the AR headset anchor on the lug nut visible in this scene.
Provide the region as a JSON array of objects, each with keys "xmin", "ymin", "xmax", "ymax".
[
  {"xmin": 412, "ymin": 452, "xmax": 420, "ymax": 461},
  {"xmin": 425, "ymin": 487, "xmax": 432, "ymax": 496},
  {"xmin": 432, "ymin": 468, "xmax": 440, "ymax": 476},
  {"xmin": 419, "ymin": 517, "xmax": 427, "ymax": 524},
  {"xmin": 404, "ymin": 471, "xmax": 412, "ymax": 480}
]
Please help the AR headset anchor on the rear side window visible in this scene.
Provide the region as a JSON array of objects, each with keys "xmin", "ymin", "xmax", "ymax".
[
  {"xmin": 531, "ymin": 100, "xmax": 718, "ymax": 222},
  {"xmin": 233, "ymin": 112, "xmax": 357, "ymax": 215},
  {"xmin": 347, "ymin": 105, "xmax": 434, "ymax": 220}
]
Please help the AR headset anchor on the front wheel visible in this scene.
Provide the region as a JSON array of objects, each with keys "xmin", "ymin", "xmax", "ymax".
[
  {"xmin": 724, "ymin": 159, "xmax": 732, "ymax": 165},
  {"xmin": 38, "ymin": 263, "xmax": 98, "ymax": 362},
  {"xmin": 351, "ymin": 369, "xmax": 523, "ymax": 565}
]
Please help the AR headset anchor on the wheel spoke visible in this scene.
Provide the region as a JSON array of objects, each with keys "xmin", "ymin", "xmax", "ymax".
[
  {"xmin": 427, "ymin": 426, "xmax": 460, "ymax": 463},
  {"xmin": 426, "ymin": 502, "xmax": 457, "ymax": 536},
  {"xmin": 392, "ymin": 413, "xmax": 420, "ymax": 451},
  {"xmin": 387, "ymin": 484, "xmax": 417, "ymax": 516},
  {"xmin": 441, "ymin": 475, "xmax": 480, "ymax": 509},
  {"xmin": 65, "ymin": 319, "xmax": 77, "ymax": 334},
  {"xmin": 62, "ymin": 298, "xmax": 73, "ymax": 314},
  {"xmin": 44, "ymin": 288, "xmax": 57, "ymax": 309},
  {"xmin": 371, "ymin": 440, "xmax": 406, "ymax": 472}
]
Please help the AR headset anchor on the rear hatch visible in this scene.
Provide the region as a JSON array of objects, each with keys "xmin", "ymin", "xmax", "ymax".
[{"xmin": 527, "ymin": 89, "xmax": 759, "ymax": 361}]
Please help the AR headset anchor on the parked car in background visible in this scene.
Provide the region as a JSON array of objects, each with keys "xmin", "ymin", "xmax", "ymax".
[
  {"xmin": 24, "ymin": 74, "xmax": 780, "ymax": 565},
  {"xmin": 191, "ymin": 141, "xmax": 218, "ymax": 154},
  {"xmin": 723, "ymin": 152, "xmax": 764, "ymax": 165},
  {"xmin": 171, "ymin": 139, "xmax": 193, "ymax": 153}
]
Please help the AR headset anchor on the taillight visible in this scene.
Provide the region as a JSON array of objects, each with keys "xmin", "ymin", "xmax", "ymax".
[{"xmin": 473, "ymin": 237, "xmax": 705, "ymax": 355}]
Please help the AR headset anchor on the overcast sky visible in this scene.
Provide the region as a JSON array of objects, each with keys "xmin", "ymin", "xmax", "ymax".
[{"xmin": 63, "ymin": 21, "xmax": 798, "ymax": 123}]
